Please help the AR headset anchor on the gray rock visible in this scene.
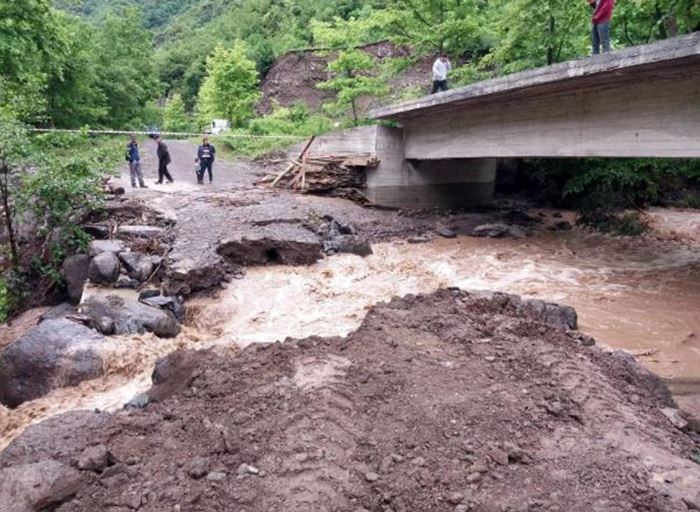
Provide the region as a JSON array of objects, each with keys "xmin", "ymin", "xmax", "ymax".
[
  {"xmin": 77, "ymin": 444, "xmax": 110, "ymax": 472},
  {"xmin": 322, "ymin": 235, "xmax": 373, "ymax": 257},
  {"xmin": 436, "ymin": 227, "xmax": 457, "ymax": 238},
  {"xmin": 542, "ymin": 302, "xmax": 578, "ymax": 330},
  {"xmin": 141, "ymin": 295, "xmax": 185, "ymax": 322},
  {"xmin": 62, "ymin": 254, "xmax": 90, "ymax": 303},
  {"xmin": 138, "ymin": 289, "xmax": 161, "ymax": 300},
  {"xmin": 124, "ymin": 392, "xmax": 150, "ymax": 409},
  {"xmin": 206, "ymin": 471, "xmax": 227, "ymax": 482},
  {"xmin": 0, "ymin": 460, "xmax": 85, "ymax": 512},
  {"xmin": 119, "ymin": 251, "xmax": 155, "ymax": 282},
  {"xmin": 364, "ymin": 472, "xmax": 379, "ymax": 482},
  {"xmin": 94, "ymin": 316, "xmax": 116, "ymax": 335},
  {"xmin": 88, "ymin": 239, "xmax": 126, "ymax": 257},
  {"xmin": 39, "ymin": 303, "xmax": 76, "ymax": 323},
  {"xmin": 80, "ymin": 294, "xmax": 180, "ymax": 338},
  {"xmin": 408, "ymin": 235, "xmax": 431, "ymax": 244},
  {"xmin": 88, "ymin": 252, "xmax": 121, "ymax": 284},
  {"xmin": 187, "ymin": 457, "xmax": 209, "ymax": 479},
  {"xmin": 0, "ymin": 319, "xmax": 107, "ymax": 408},
  {"xmin": 471, "ymin": 223, "xmax": 527, "ymax": 238},
  {"xmin": 114, "ymin": 276, "xmax": 139, "ymax": 289}
]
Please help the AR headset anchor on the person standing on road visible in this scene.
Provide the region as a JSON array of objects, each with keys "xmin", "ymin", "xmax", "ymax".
[
  {"xmin": 197, "ymin": 136, "xmax": 216, "ymax": 184},
  {"xmin": 589, "ymin": 0, "xmax": 615, "ymax": 54},
  {"xmin": 431, "ymin": 53, "xmax": 452, "ymax": 94},
  {"xmin": 126, "ymin": 135, "xmax": 147, "ymax": 189},
  {"xmin": 154, "ymin": 135, "xmax": 174, "ymax": 184}
]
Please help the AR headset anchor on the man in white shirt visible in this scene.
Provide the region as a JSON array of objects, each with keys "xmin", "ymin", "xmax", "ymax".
[{"xmin": 431, "ymin": 53, "xmax": 452, "ymax": 94}]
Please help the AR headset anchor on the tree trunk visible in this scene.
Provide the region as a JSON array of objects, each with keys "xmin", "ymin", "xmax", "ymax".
[
  {"xmin": 0, "ymin": 167, "xmax": 19, "ymax": 267},
  {"xmin": 546, "ymin": 15, "xmax": 556, "ymax": 65}
]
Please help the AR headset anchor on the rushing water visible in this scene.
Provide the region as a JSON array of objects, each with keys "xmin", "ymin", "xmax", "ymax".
[{"xmin": 1, "ymin": 208, "xmax": 698, "ymax": 450}]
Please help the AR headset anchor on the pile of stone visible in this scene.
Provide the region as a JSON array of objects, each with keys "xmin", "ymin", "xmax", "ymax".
[{"xmin": 62, "ymin": 239, "xmax": 163, "ymax": 303}]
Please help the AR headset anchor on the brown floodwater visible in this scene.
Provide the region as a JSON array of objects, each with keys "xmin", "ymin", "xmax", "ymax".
[{"xmin": 1, "ymin": 208, "xmax": 698, "ymax": 450}]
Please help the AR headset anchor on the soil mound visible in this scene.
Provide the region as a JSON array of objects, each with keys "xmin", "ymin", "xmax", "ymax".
[
  {"xmin": 2, "ymin": 290, "xmax": 699, "ymax": 511},
  {"xmin": 259, "ymin": 41, "xmax": 432, "ymax": 114}
]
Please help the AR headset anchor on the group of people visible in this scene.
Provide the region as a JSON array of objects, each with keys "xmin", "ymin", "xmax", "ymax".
[
  {"xmin": 430, "ymin": 0, "xmax": 615, "ymax": 94},
  {"xmin": 125, "ymin": 135, "xmax": 217, "ymax": 188}
]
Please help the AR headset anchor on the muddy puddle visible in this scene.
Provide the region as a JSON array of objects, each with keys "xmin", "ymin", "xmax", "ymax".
[{"xmin": 1, "ymin": 208, "xmax": 699, "ymax": 450}]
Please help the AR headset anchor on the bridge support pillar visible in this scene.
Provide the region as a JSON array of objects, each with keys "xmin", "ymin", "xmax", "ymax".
[
  {"xmin": 289, "ymin": 125, "xmax": 496, "ymax": 209},
  {"xmin": 366, "ymin": 126, "xmax": 496, "ymax": 209}
]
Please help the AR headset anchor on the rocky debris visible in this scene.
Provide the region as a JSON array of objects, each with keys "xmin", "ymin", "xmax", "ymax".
[
  {"xmin": 87, "ymin": 252, "xmax": 121, "ymax": 285},
  {"xmin": 114, "ymin": 276, "xmax": 139, "ymax": 289},
  {"xmin": 0, "ymin": 461, "xmax": 84, "ymax": 512},
  {"xmin": 5, "ymin": 289, "xmax": 699, "ymax": 512},
  {"xmin": 124, "ymin": 393, "xmax": 150, "ymax": 409},
  {"xmin": 88, "ymin": 239, "xmax": 126, "ymax": 257},
  {"xmin": 503, "ymin": 210, "xmax": 541, "ymax": 225},
  {"xmin": 553, "ymin": 221, "xmax": 573, "ymax": 231},
  {"xmin": 140, "ymin": 295, "xmax": 185, "ymax": 322},
  {"xmin": 218, "ymin": 229, "xmax": 322, "ymax": 266},
  {"xmin": 408, "ymin": 235, "xmax": 432, "ymax": 244},
  {"xmin": 118, "ymin": 251, "xmax": 156, "ymax": 282},
  {"xmin": 471, "ymin": 223, "xmax": 528, "ymax": 238},
  {"xmin": 0, "ymin": 319, "xmax": 107, "ymax": 408},
  {"xmin": 62, "ymin": 254, "xmax": 90, "ymax": 303},
  {"xmin": 522, "ymin": 298, "xmax": 578, "ymax": 330},
  {"xmin": 80, "ymin": 294, "xmax": 180, "ymax": 338},
  {"xmin": 322, "ymin": 235, "xmax": 373, "ymax": 257},
  {"xmin": 165, "ymin": 256, "xmax": 229, "ymax": 297},
  {"xmin": 138, "ymin": 289, "xmax": 161, "ymax": 300}
]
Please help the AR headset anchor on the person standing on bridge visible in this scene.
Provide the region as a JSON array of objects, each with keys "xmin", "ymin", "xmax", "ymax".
[
  {"xmin": 154, "ymin": 135, "xmax": 174, "ymax": 185},
  {"xmin": 126, "ymin": 134, "xmax": 147, "ymax": 189},
  {"xmin": 431, "ymin": 53, "xmax": 452, "ymax": 94},
  {"xmin": 589, "ymin": 0, "xmax": 615, "ymax": 55},
  {"xmin": 197, "ymin": 136, "xmax": 216, "ymax": 184}
]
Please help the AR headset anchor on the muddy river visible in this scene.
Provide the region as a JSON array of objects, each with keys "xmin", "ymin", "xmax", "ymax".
[{"xmin": 1, "ymin": 208, "xmax": 698, "ymax": 450}]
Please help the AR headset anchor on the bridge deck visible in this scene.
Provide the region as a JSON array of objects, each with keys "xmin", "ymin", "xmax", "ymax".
[{"xmin": 370, "ymin": 33, "xmax": 700, "ymax": 122}]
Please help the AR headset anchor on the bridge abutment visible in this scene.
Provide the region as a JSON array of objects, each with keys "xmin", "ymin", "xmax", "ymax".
[{"xmin": 290, "ymin": 125, "xmax": 496, "ymax": 208}]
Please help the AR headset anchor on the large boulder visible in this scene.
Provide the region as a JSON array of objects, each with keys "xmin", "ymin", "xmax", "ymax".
[
  {"xmin": 0, "ymin": 461, "xmax": 85, "ymax": 512},
  {"xmin": 80, "ymin": 294, "xmax": 180, "ymax": 338},
  {"xmin": 0, "ymin": 319, "xmax": 107, "ymax": 408},
  {"xmin": 88, "ymin": 239, "xmax": 126, "ymax": 258},
  {"xmin": 62, "ymin": 254, "xmax": 90, "ymax": 303},
  {"xmin": 118, "ymin": 251, "xmax": 155, "ymax": 282},
  {"xmin": 87, "ymin": 252, "xmax": 120, "ymax": 284}
]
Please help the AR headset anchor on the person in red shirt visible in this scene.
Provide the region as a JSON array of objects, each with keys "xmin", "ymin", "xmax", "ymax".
[{"xmin": 588, "ymin": 0, "xmax": 615, "ymax": 54}]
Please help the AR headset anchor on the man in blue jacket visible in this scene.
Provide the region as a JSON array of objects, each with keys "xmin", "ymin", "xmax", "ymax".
[
  {"xmin": 197, "ymin": 136, "xmax": 216, "ymax": 184},
  {"xmin": 126, "ymin": 135, "xmax": 147, "ymax": 188}
]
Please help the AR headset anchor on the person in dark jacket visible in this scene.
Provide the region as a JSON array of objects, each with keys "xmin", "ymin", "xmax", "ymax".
[
  {"xmin": 196, "ymin": 136, "xmax": 216, "ymax": 184},
  {"xmin": 589, "ymin": 0, "xmax": 615, "ymax": 54},
  {"xmin": 154, "ymin": 135, "xmax": 174, "ymax": 184},
  {"xmin": 126, "ymin": 134, "xmax": 147, "ymax": 188}
]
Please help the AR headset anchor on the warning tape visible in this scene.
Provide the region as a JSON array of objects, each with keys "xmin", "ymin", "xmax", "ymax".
[{"xmin": 27, "ymin": 128, "xmax": 303, "ymax": 140}]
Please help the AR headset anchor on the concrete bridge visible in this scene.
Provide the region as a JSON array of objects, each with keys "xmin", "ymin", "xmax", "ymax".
[{"xmin": 302, "ymin": 33, "xmax": 700, "ymax": 208}]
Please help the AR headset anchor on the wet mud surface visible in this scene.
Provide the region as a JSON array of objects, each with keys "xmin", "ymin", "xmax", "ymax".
[{"xmin": 1, "ymin": 290, "xmax": 698, "ymax": 511}]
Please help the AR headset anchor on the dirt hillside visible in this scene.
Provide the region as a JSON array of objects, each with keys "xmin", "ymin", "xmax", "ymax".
[
  {"xmin": 258, "ymin": 41, "xmax": 433, "ymax": 114},
  {"xmin": 2, "ymin": 289, "xmax": 698, "ymax": 512}
]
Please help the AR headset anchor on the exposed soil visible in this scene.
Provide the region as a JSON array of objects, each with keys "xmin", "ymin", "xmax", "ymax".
[
  {"xmin": 2, "ymin": 289, "xmax": 698, "ymax": 511},
  {"xmin": 258, "ymin": 41, "xmax": 433, "ymax": 114}
]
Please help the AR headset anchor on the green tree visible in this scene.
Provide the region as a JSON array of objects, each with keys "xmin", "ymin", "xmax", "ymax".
[
  {"xmin": 0, "ymin": 116, "xmax": 28, "ymax": 267},
  {"xmin": 385, "ymin": 0, "xmax": 489, "ymax": 54},
  {"xmin": 197, "ymin": 42, "xmax": 261, "ymax": 128},
  {"xmin": 163, "ymin": 93, "xmax": 192, "ymax": 132},
  {"xmin": 312, "ymin": 17, "xmax": 390, "ymax": 125},
  {"xmin": 94, "ymin": 8, "xmax": 161, "ymax": 128},
  {"xmin": 317, "ymin": 50, "xmax": 389, "ymax": 124}
]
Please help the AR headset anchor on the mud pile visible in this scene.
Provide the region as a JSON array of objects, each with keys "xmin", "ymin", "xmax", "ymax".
[{"xmin": 2, "ymin": 289, "xmax": 699, "ymax": 512}]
